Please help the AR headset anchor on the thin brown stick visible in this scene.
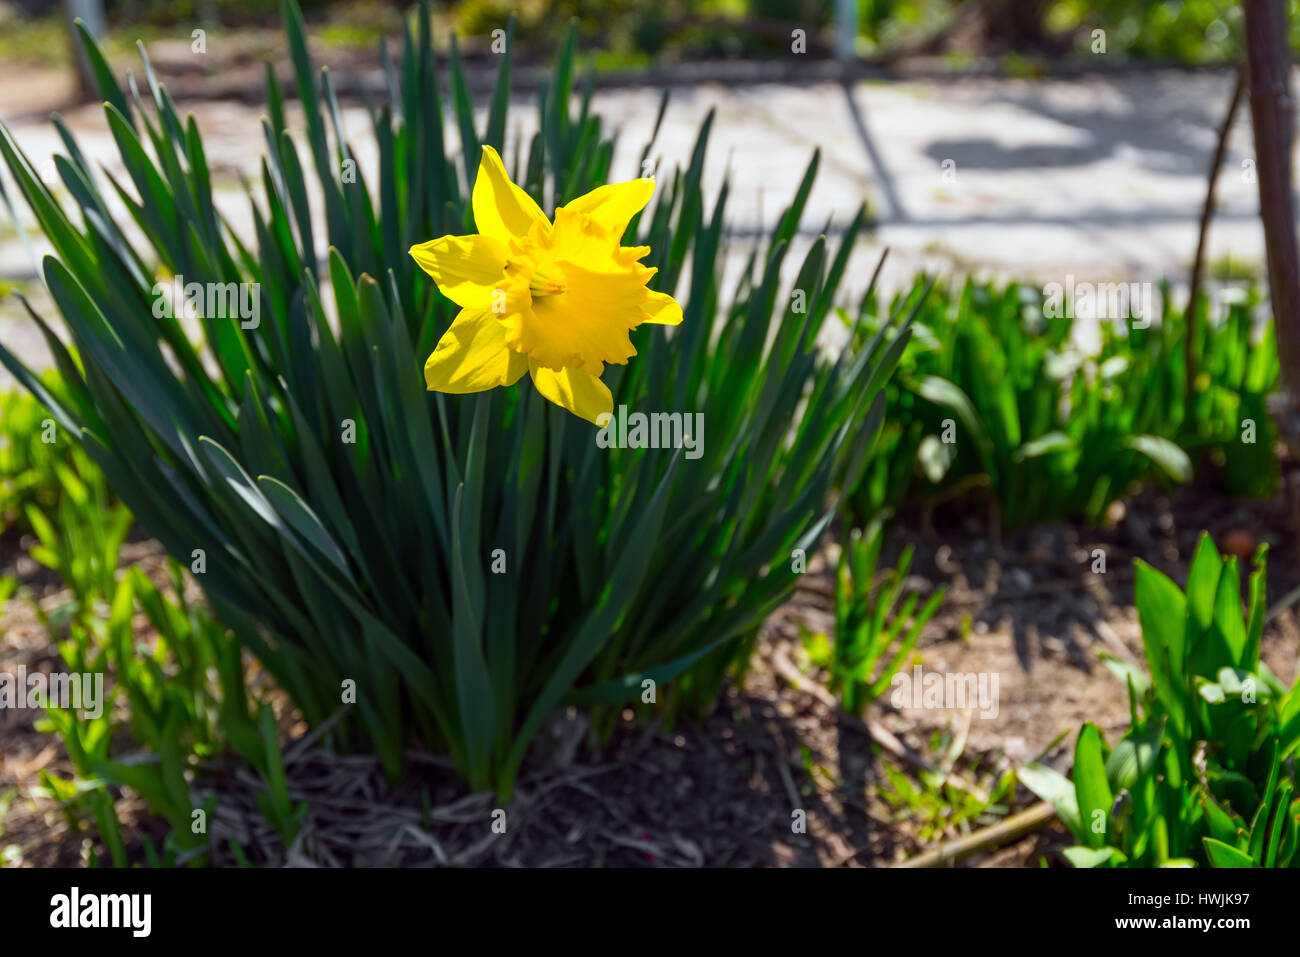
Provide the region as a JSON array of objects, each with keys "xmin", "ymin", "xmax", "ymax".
[
  {"xmin": 1187, "ymin": 62, "xmax": 1245, "ymax": 411},
  {"xmin": 887, "ymin": 799, "xmax": 1057, "ymax": 868}
]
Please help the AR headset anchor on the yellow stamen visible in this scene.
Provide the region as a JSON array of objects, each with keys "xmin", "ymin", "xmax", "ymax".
[{"xmin": 527, "ymin": 267, "xmax": 567, "ymax": 298}]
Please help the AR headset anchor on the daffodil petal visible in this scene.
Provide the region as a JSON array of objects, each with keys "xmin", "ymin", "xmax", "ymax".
[
  {"xmin": 528, "ymin": 361, "xmax": 613, "ymax": 425},
  {"xmin": 409, "ymin": 234, "xmax": 507, "ymax": 309},
  {"xmin": 561, "ymin": 178, "xmax": 655, "ymax": 238},
  {"xmin": 472, "ymin": 145, "xmax": 549, "ymax": 243},
  {"xmin": 640, "ymin": 289, "xmax": 683, "ymax": 326},
  {"xmin": 425, "ymin": 309, "xmax": 528, "ymax": 393}
]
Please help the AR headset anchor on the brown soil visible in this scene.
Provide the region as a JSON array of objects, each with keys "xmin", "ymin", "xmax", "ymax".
[{"xmin": 2, "ymin": 461, "xmax": 1298, "ymax": 867}]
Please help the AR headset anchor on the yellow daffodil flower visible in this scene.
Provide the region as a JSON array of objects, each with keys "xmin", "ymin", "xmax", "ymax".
[{"xmin": 410, "ymin": 146, "xmax": 683, "ymax": 424}]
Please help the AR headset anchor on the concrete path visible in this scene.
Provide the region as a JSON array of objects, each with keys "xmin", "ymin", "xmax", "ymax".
[
  {"xmin": 0, "ymin": 67, "xmax": 1279, "ymax": 381},
  {"xmin": 599, "ymin": 70, "xmax": 1265, "ymax": 284}
]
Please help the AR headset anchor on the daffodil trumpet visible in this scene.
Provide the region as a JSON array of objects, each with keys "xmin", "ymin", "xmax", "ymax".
[{"xmin": 410, "ymin": 146, "xmax": 684, "ymax": 424}]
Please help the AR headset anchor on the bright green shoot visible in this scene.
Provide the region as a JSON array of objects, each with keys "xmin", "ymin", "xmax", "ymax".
[{"xmin": 803, "ymin": 519, "xmax": 946, "ymax": 716}]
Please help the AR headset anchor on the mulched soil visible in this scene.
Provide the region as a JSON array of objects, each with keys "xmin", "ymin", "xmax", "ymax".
[{"xmin": 3, "ymin": 457, "xmax": 1299, "ymax": 867}]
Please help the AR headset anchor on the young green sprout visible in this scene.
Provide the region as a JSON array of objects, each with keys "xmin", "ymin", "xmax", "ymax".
[{"xmin": 804, "ymin": 518, "xmax": 946, "ymax": 716}]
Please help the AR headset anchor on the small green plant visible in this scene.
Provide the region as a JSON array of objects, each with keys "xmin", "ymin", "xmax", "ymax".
[
  {"xmin": 1182, "ymin": 289, "xmax": 1279, "ymax": 498},
  {"xmin": 0, "ymin": 377, "xmax": 115, "ymax": 540},
  {"xmin": 802, "ymin": 518, "xmax": 945, "ymax": 716},
  {"xmin": 12, "ymin": 442, "xmax": 301, "ymax": 865},
  {"xmin": 36, "ymin": 554, "xmax": 305, "ymax": 867},
  {"xmin": 22, "ymin": 459, "xmax": 131, "ymax": 621},
  {"xmin": 879, "ymin": 743, "xmax": 1017, "ymax": 848},
  {"xmin": 1019, "ymin": 533, "xmax": 1300, "ymax": 867},
  {"xmin": 849, "ymin": 278, "xmax": 1277, "ymax": 527},
  {"xmin": 1201, "ymin": 742, "xmax": 1299, "ymax": 868}
]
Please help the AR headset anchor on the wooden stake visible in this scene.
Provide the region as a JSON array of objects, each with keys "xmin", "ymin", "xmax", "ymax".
[{"xmin": 1243, "ymin": 0, "xmax": 1300, "ymax": 433}]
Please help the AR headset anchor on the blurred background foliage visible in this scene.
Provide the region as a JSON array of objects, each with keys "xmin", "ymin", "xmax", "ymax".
[{"xmin": 0, "ymin": 0, "xmax": 1290, "ymax": 68}]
